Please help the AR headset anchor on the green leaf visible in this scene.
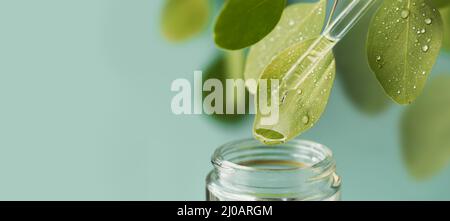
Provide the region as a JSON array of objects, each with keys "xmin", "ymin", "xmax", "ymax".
[
  {"xmin": 253, "ymin": 37, "xmax": 335, "ymax": 145},
  {"xmin": 367, "ymin": 0, "xmax": 444, "ymax": 105},
  {"xmin": 402, "ymin": 75, "xmax": 450, "ymax": 179},
  {"xmin": 442, "ymin": 7, "xmax": 450, "ymax": 50},
  {"xmin": 432, "ymin": 0, "xmax": 450, "ymax": 8},
  {"xmin": 244, "ymin": 0, "xmax": 327, "ymax": 94},
  {"xmin": 335, "ymin": 2, "xmax": 391, "ymax": 114},
  {"xmin": 203, "ymin": 51, "xmax": 249, "ymax": 123},
  {"xmin": 161, "ymin": 0, "xmax": 210, "ymax": 42},
  {"xmin": 214, "ymin": 0, "xmax": 287, "ymax": 50}
]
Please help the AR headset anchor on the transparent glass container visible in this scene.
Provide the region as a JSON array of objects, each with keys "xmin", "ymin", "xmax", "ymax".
[{"xmin": 206, "ymin": 139, "xmax": 341, "ymax": 201}]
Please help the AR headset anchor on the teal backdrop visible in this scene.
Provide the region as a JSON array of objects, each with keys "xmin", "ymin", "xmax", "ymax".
[{"xmin": 0, "ymin": 0, "xmax": 449, "ymax": 200}]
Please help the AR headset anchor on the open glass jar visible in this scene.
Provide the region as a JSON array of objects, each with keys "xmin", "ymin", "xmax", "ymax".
[{"xmin": 206, "ymin": 139, "xmax": 341, "ymax": 201}]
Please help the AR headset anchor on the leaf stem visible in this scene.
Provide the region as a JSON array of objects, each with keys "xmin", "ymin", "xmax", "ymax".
[{"xmin": 325, "ymin": 0, "xmax": 339, "ymax": 29}]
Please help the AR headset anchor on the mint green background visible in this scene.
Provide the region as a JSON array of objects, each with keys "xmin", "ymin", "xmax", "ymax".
[{"xmin": 0, "ymin": 0, "xmax": 449, "ymax": 200}]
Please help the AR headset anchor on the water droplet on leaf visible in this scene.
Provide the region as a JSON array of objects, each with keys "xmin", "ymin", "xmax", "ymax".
[
  {"xmin": 401, "ymin": 10, "xmax": 410, "ymax": 19},
  {"xmin": 302, "ymin": 116, "xmax": 309, "ymax": 124}
]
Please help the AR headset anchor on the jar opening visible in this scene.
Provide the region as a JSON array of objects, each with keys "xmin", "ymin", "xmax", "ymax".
[
  {"xmin": 212, "ymin": 139, "xmax": 333, "ymax": 173},
  {"xmin": 207, "ymin": 138, "xmax": 341, "ymax": 201}
]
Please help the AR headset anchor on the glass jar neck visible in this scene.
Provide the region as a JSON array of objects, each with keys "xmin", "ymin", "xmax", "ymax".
[{"xmin": 210, "ymin": 139, "xmax": 340, "ymax": 200}]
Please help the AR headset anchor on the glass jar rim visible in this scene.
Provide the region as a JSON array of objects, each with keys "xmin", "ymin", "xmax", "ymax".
[{"xmin": 211, "ymin": 138, "xmax": 335, "ymax": 174}]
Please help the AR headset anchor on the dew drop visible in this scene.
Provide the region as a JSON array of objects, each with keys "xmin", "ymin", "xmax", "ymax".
[
  {"xmin": 425, "ymin": 18, "xmax": 432, "ymax": 25},
  {"xmin": 422, "ymin": 45, "xmax": 429, "ymax": 52},
  {"xmin": 302, "ymin": 116, "xmax": 309, "ymax": 124},
  {"xmin": 289, "ymin": 20, "xmax": 295, "ymax": 26},
  {"xmin": 401, "ymin": 10, "xmax": 410, "ymax": 19}
]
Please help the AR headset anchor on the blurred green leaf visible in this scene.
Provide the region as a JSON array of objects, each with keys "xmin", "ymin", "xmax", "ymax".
[
  {"xmin": 214, "ymin": 0, "xmax": 286, "ymax": 50},
  {"xmin": 367, "ymin": 0, "xmax": 443, "ymax": 104},
  {"xmin": 402, "ymin": 75, "xmax": 450, "ymax": 179},
  {"xmin": 203, "ymin": 51, "xmax": 249, "ymax": 123},
  {"xmin": 161, "ymin": 0, "xmax": 210, "ymax": 42},
  {"xmin": 254, "ymin": 37, "xmax": 335, "ymax": 145},
  {"xmin": 441, "ymin": 7, "xmax": 450, "ymax": 50},
  {"xmin": 244, "ymin": 0, "xmax": 327, "ymax": 94},
  {"xmin": 334, "ymin": 2, "xmax": 390, "ymax": 114},
  {"xmin": 432, "ymin": 0, "xmax": 450, "ymax": 8}
]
